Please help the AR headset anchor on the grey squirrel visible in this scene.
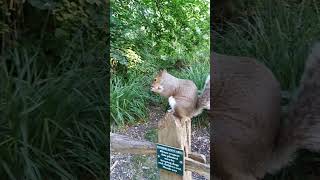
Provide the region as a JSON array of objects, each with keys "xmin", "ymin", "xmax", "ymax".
[
  {"xmin": 150, "ymin": 69, "xmax": 210, "ymax": 121},
  {"xmin": 212, "ymin": 43, "xmax": 320, "ymax": 180}
]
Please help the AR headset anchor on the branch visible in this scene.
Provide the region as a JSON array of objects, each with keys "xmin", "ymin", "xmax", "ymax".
[{"xmin": 110, "ymin": 133, "xmax": 156, "ymax": 154}]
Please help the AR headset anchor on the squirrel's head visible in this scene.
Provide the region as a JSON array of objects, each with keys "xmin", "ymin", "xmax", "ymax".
[{"xmin": 151, "ymin": 70, "xmax": 167, "ymax": 93}]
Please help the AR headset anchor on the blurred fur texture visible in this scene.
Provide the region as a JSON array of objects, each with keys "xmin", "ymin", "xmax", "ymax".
[{"xmin": 211, "ymin": 43, "xmax": 320, "ymax": 180}]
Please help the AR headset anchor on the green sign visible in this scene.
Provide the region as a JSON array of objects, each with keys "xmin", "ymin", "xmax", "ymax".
[{"xmin": 156, "ymin": 143, "xmax": 184, "ymax": 176}]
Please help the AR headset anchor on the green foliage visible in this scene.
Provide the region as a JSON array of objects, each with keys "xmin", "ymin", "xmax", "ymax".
[
  {"xmin": 111, "ymin": 76, "xmax": 152, "ymax": 126},
  {"xmin": 214, "ymin": 0, "xmax": 320, "ymax": 90},
  {"xmin": 0, "ymin": 0, "xmax": 108, "ymax": 179},
  {"xmin": 0, "ymin": 47, "xmax": 108, "ymax": 179},
  {"xmin": 110, "ymin": 0, "xmax": 209, "ymax": 73},
  {"xmin": 1, "ymin": 0, "xmax": 107, "ymax": 64},
  {"xmin": 110, "ymin": 0, "xmax": 210, "ymax": 125}
]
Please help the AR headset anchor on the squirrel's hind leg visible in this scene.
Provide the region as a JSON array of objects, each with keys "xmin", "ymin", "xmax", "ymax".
[{"xmin": 173, "ymin": 107, "xmax": 191, "ymax": 124}]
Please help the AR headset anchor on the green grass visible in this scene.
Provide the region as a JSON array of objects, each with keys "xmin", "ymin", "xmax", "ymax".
[
  {"xmin": 0, "ymin": 47, "xmax": 108, "ymax": 180},
  {"xmin": 111, "ymin": 75, "xmax": 153, "ymax": 126},
  {"xmin": 214, "ymin": 0, "xmax": 320, "ymax": 179},
  {"xmin": 214, "ymin": 0, "xmax": 320, "ymax": 90}
]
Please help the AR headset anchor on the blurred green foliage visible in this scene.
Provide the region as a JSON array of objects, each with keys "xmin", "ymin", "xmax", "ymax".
[{"xmin": 0, "ymin": 0, "xmax": 109, "ymax": 179}]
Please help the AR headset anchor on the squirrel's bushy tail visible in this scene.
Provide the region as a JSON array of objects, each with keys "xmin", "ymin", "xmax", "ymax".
[
  {"xmin": 267, "ymin": 43, "xmax": 320, "ymax": 173},
  {"xmin": 192, "ymin": 75, "xmax": 210, "ymax": 117}
]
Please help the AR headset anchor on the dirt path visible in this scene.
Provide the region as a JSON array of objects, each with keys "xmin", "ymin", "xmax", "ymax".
[{"xmin": 111, "ymin": 105, "xmax": 210, "ymax": 180}]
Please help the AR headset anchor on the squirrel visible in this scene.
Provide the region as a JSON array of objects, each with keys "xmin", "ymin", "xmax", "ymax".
[
  {"xmin": 151, "ymin": 69, "xmax": 210, "ymax": 121},
  {"xmin": 212, "ymin": 43, "xmax": 320, "ymax": 180}
]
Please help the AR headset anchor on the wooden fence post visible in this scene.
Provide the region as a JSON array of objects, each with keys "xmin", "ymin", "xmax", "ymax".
[{"xmin": 158, "ymin": 112, "xmax": 192, "ymax": 180}]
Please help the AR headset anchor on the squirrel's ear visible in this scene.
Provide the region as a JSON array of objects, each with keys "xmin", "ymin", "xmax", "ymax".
[
  {"xmin": 159, "ymin": 69, "xmax": 166, "ymax": 75},
  {"xmin": 160, "ymin": 69, "xmax": 167, "ymax": 76},
  {"xmin": 157, "ymin": 69, "xmax": 163, "ymax": 76}
]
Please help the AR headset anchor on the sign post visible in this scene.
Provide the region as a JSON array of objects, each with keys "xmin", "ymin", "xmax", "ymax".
[{"xmin": 158, "ymin": 113, "xmax": 192, "ymax": 180}]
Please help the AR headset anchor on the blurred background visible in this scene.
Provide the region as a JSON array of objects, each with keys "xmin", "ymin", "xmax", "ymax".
[
  {"xmin": 0, "ymin": 0, "xmax": 108, "ymax": 179},
  {"xmin": 212, "ymin": 0, "xmax": 320, "ymax": 179}
]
